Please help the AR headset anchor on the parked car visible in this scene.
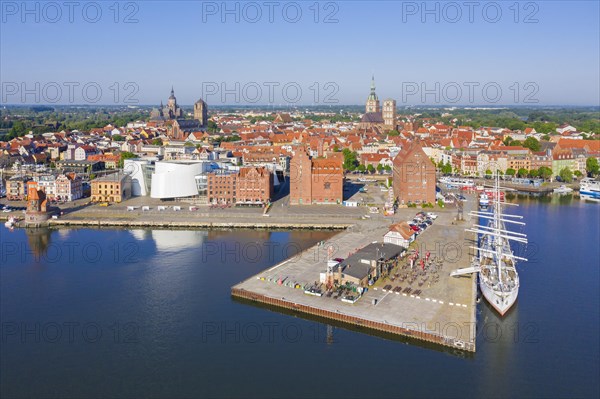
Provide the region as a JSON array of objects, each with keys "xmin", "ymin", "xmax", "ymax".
[{"xmin": 426, "ymin": 212, "xmax": 438, "ymax": 219}]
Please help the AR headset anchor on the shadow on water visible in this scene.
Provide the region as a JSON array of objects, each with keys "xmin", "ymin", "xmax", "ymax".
[{"xmin": 232, "ymin": 295, "xmax": 475, "ymax": 359}]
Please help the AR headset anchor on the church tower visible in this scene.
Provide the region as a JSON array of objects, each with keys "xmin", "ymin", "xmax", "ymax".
[
  {"xmin": 365, "ymin": 75, "xmax": 380, "ymax": 114},
  {"xmin": 168, "ymin": 87, "xmax": 176, "ymax": 108},
  {"xmin": 383, "ymin": 99, "xmax": 397, "ymax": 129},
  {"xmin": 164, "ymin": 87, "xmax": 182, "ymax": 119},
  {"xmin": 194, "ymin": 98, "xmax": 208, "ymax": 128}
]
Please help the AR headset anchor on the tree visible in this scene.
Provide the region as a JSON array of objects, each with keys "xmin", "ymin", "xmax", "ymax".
[
  {"xmin": 207, "ymin": 120, "xmax": 219, "ymax": 133},
  {"xmin": 342, "ymin": 148, "xmax": 358, "ymax": 171},
  {"xmin": 388, "ymin": 130, "xmax": 400, "ymax": 136},
  {"xmin": 528, "ymin": 169, "xmax": 539, "ymax": 178},
  {"xmin": 586, "ymin": 157, "xmax": 599, "ymax": 176},
  {"xmin": 559, "ymin": 167, "xmax": 573, "ymax": 183},
  {"xmin": 541, "ymin": 134, "xmax": 551, "ymax": 141},
  {"xmin": 503, "ymin": 136, "xmax": 513, "ymax": 146},
  {"xmin": 441, "ymin": 162, "xmax": 452, "ymax": 175},
  {"xmin": 517, "ymin": 168, "xmax": 528, "ymax": 178},
  {"xmin": 184, "ymin": 141, "xmax": 195, "ymax": 147},
  {"xmin": 485, "ymin": 169, "xmax": 492, "ymax": 178},
  {"xmin": 367, "ymin": 164, "xmax": 375, "ymax": 174},
  {"xmin": 384, "ymin": 165, "xmax": 392, "ymax": 173},
  {"xmin": 8, "ymin": 120, "xmax": 28, "ymax": 138},
  {"xmin": 357, "ymin": 164, "xmax": 366, "ymax": 173},
  {"xmin": 118, "ymin": 151, "xmax": 137, "ymax": 168},
  {"xmin": 574, "ymin": 170, "xmax": 583, "ymax": 178},
  {"xmin": 151, "ymin": 138, "xmax": 163, "ymax": 146},
  {"xmin": 376, "ymin": 164, "xmax": 384, "ymax": 173},
  {"xmin": 112, "ymin": 134, "xmax": 125, "ymax": 142},
  {"xmin": 505, "ymin": 168, "xmax": 516, "ymax": 177},
  {"xmin": 523, "ymin": 137, "xmax": 540, "ymax": 152},
  {"xmin": 538, "ymin": 166, "xmax": 552, "ymax": 180}
]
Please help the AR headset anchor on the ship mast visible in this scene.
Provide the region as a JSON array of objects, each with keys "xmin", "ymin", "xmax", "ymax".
[{"xmin": 494, "ymin": 173, "xmax": 503, "ymax": 284}]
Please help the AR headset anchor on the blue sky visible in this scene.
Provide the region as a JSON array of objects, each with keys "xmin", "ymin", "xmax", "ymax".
[{"xmin": 1, "ymin": 0, "xmax": 599, "ymax": 106}]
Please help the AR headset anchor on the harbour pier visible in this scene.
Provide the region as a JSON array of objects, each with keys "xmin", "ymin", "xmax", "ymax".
[{"xmin": 232, "ymin": 204, "xmax": 479, "ymax": 352}]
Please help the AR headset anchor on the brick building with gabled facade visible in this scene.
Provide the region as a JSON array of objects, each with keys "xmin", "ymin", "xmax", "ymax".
[
  {"xmin": 207, "ymin": 166, "xmax": 273, "ymax": 206},
  {"xmin": 392, "ymin": 141, "xmax": 436, "ymax": 205},
  {"xmin": 289, "ymin": 150, "xmax": 343, "ymax": 205}
]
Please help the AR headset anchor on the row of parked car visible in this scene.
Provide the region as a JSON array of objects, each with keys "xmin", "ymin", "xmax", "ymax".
[
  {"xmin": 408, "ymin": 212, "xmax": 437, "ymax": 235},
  {"xmin": 1, "ymin": 204, "xmax": 24, "ymax": 213}
]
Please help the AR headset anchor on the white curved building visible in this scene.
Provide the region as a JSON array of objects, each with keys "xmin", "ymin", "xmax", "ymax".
[
  {"xmin": 124, "ymin": 159, "xmax": 152, "ymax": 196},
  {"xmin": 150, "ymin": 160, "xmax": 211, "ymax": 199}
]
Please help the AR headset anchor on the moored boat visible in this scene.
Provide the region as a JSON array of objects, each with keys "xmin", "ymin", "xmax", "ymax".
[
  {"xmin": 451, "ymin": 173, "xmax": 528, "ymax": 316},
  {"xmin": 553, "ymin": 185, "xmax": 573, "ymax": 194},
  {"xmin": 579, "ymin": 178, "xmax": 600, "ymax": 201}
]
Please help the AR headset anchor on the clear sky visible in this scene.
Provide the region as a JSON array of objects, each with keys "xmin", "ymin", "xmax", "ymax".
[{"xmin": 1, "ymin": 0, "xmax": 599, "ymax": 106}]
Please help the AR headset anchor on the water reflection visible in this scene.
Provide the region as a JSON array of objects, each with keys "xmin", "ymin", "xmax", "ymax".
[
  {"xmin": 477, "ymin": 298, "xmax": 521, "ymax": 397},
  {"xmin": 24, "ymin": 227, "xmax": 53, "ymax": 259},
  {"xmin": 129, "ymin": 229, "xmax": 209, "ymax": 252}
]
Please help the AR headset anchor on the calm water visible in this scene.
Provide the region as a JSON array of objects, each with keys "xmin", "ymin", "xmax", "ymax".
[{"xmin": 1, "ymin": 197, "xmax": 599, "ymax": 398}]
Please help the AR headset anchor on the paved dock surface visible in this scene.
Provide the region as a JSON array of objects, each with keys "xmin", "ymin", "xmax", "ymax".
[{"xmin": 233, "ymin": 203, "xmax": 478, "ymax": 351}]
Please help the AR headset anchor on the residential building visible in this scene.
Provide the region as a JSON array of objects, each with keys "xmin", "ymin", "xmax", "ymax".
[
  {"xmin": 55, "ymin": 173, "xmax": 83, "ymax": 201},
  {"xmin": 90, "ymin": 173, "xmax": 132, "ymax": 203},
  {"xmin": 35, "ymin": 174, "xmax": 56, "ymax": 198},
  {"xmin": 6, "ymin": 176, "xmax": 31, "ymax": 200},
  {"xmin": 507, "ymin": 155, "xmax": 531, "ymax": 172}
]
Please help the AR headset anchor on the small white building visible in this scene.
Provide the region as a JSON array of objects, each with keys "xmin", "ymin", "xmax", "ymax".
[{"xmin": 383, "ymin": 222, "xmax": 415, "ymax": 248}]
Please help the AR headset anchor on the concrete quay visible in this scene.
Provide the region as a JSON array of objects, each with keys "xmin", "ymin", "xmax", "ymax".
[{"xmin": 232, "ymin": 203, "xmax": 478, "ymax": 352}]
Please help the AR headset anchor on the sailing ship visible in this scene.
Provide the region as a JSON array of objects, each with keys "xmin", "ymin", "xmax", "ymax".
[{"xmin": 451, "ymin": 174, "xmax": 528, "ymax": 316}]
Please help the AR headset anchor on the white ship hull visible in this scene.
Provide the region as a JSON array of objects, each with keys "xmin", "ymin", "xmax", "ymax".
[
  {"xmin": 579, "ymin": 178, "xmax": 600, "ymax": 201},
  {"xmin": 452, "ymin": 173, "xmax": 528, "ymax": 318},
  {"xmin": 479, "ymin": 277, "xmax": 518, "ymax": 316}
]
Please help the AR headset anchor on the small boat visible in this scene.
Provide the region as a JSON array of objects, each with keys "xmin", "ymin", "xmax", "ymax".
[
  {"xmin": 579, "ymin": 178, "xmax": 600, "ymax": 201},
  {"xmin": 553, "ymin": 185, "xmax": 573, "ymax": 194},
  {"xmin": 4, "ymin": 216, "xmax": 15, "ymax": 228}
]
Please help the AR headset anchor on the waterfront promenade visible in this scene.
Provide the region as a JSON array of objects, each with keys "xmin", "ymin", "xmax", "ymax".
[{"xmin": 2, "ymin": 191, "xmax": 479, "ymax": 351}]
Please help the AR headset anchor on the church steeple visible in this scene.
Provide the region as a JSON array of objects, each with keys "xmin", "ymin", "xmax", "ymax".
[
  {"xmin": 367, "ymin": 75, "xmax": 378, "ymax": 102},
  {"xmin": 366, "ymin": 75, "xmax": 380, "ymax": 113}
]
